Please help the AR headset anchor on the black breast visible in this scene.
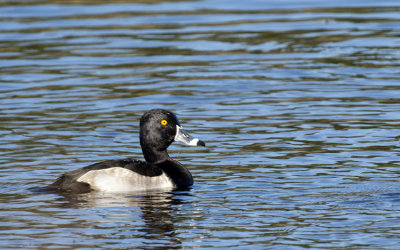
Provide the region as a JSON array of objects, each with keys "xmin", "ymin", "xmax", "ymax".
[{"xmin": 155, "ymin": 159, "xmax": 194, "ymax": 188}]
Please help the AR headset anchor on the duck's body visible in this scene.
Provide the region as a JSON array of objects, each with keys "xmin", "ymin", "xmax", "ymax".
[{"xmin": 48, "ymin": 109, "xmax": 205, "ymax": 194}]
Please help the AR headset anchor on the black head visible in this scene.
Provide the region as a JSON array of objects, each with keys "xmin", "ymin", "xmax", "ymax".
[{"xmin": 139, "ymin": 109, "xmax": 205, "ymax": 163}]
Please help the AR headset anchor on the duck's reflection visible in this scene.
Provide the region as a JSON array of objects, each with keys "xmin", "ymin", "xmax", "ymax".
[{"xmin": 55, "ymin": 189, "xmax": 191, "ymax": 249}]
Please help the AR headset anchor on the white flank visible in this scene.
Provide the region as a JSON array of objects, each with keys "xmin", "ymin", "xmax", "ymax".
[{"xmin": 76, "ymin": 167, "xmax": 175, "ymax": 193}]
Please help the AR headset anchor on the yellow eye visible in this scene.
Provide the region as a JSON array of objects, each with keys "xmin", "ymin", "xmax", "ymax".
[{"xmin": 161, "ymin": 120, "xmax": 168, "ymax": 126}]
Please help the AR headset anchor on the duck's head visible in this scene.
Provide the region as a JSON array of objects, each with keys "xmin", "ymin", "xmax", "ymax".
[{"xmin": 140, "ymin": 109, "xmax": 205, "ymax": 163}]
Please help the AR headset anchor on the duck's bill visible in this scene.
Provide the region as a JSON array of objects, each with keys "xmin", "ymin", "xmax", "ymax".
[{"xmin": 174, "ymin": 125, "xmax": 206, "ymax": 147}]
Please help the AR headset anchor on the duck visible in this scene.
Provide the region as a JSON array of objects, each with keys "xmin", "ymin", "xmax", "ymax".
[{"xmin": 48, "ymin": 109, "xmax": 205, "ymax": 193}]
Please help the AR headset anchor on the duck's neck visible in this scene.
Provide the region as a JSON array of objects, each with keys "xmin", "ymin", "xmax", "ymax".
[{"xmin": 141, "ymin": 144, "xmax": 170, "ymax": 164}]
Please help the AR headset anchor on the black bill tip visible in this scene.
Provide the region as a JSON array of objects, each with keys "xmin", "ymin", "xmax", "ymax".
[{"xmin": 197, "ymin": 140, "xmax": 206, "ymax": 147}]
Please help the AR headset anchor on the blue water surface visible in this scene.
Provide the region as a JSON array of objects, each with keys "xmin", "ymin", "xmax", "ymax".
[{"xmin": 1, "ymin": 0, "xmax": 400, "ymax": 248}]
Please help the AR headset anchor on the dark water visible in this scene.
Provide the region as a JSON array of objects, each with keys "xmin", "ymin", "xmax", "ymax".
[{"xmin": 1, "ymin": 0, "xmax": 400, "ymax": 248}]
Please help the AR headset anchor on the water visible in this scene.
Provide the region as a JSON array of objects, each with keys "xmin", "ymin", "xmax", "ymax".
[{"xmin": 1, "ymin": 0, "xmax": 400, "ymax": 248}]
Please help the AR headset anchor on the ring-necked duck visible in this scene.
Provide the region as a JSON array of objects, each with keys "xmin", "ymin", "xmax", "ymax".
[{"xmin": 48, "ymin": 109, "xmax": 205, "ymax": 193}]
